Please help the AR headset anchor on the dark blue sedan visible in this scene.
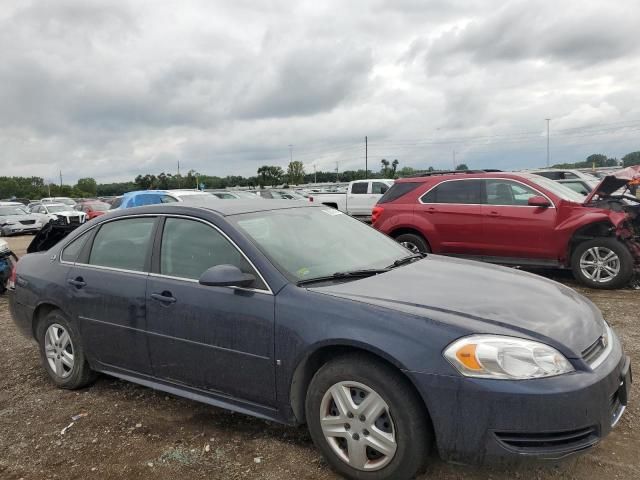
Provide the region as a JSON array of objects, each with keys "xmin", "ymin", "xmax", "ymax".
[{"xmin": 8, "ymin": 199, "xmax": 631, "ymax": 480}]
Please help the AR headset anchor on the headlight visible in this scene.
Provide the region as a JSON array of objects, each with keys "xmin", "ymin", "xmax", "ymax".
[
  {"xmin": 1, "ymin": 220, "xmax": 17, "ymax": 225},
  {"xmin": 444, "ymin": 335, "xmax": 574, "ymax": 380}
]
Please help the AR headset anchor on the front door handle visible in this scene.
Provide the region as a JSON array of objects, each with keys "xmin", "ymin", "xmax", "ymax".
[
  {"xmin": 488, "ymin": 210, "xmax": 500, "ymax": 217},
  {"xmin": 151, "ymin": 292, "xmax": 176, "ymax": 304},
  {"xmin": 426, "ymin": 207, "xmax": 436, "ymax": 214},
  {"xmin": 67, "ymin": 277, "xmax": 86, "ymax": 288}
]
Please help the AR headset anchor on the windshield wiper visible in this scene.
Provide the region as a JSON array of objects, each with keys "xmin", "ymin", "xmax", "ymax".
[
  {"xmin": 297, "ymin": 268, "xmax": 390, "ymax": 286},
  {"xmin": 387, "ymin": 253, "xmax": 426, "ymax": 269}
]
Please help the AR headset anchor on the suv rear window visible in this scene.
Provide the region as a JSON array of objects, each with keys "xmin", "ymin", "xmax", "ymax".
[
  {"xmin": 378, "ymin": 182, "xmax": 422, "ymax": 203},
  {"xmin": 421, "ymin": 179, "xmax": 483, "ymax": 204}
]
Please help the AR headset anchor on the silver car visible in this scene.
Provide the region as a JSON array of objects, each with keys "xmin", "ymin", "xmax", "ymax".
[{"xmin": 0, "ymin": 203, "xmax": 44, "ymax": 236}]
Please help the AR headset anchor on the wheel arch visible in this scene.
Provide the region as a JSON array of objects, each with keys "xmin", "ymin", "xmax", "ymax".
[
  {"xmin": 31, "ymin": 301, "xmax": 66, "ymax": 338},
  {"xmin": 566, "ymin": 220, "xmax": 616, "ymax": 262},
  {"xmin": 288, "ymin": 342, "xmax": 432, "ymax": 429}
]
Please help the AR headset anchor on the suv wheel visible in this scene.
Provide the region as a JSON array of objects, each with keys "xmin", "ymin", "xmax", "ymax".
[
  {"xmin": 394, "ymin": 233, "xmax": 430, "ymax": 254},
  {"xmin": 571, "ymin": 238, "xmax": 634, "ymax": 289},
  {"xmin": 36, "ymin": 310, "xmax": 96, "ymax": 389},
  {"xmin": 306, "ymin": 355, "xmax": 431, "ymax": 480}
]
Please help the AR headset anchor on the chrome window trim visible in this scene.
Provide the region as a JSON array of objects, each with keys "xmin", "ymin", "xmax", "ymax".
[
  {"xmin": 59, "ymin": 212, "xmax": 273, "ymax": 295},
  {"xmin": 418, "ymin": 177, "xmax": 556, "ymax": 209}
]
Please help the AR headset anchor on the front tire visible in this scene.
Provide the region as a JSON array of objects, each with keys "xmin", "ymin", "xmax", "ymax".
[
  {"xmin": 305, "ymin": 355, "xmax": 431, "ymax": 480},
  {"xmin": 394, "ymin": 233, "xmax": 430, "ymax": 254},
  {"xmin": 571, "ymin": 238, "xmax": 634, "ymax": 289},
  {"xmin": 36, "ymin": 310, "xmax": 96, "ymax": 389}
]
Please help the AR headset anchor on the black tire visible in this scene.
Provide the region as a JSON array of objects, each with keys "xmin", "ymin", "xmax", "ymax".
[
  {"xmin": 305, "ymin": 355, "xmax": 431, "ymax": 480},
  {"xmin": 394, "ymin": 233, "xmax": 430, "ymax": 254},
  {"xmin": 36, "ymin": 310, "xmax": 96, "ymax": 389},
  {"xmin": 571, "ymin": 237, "xmax": 634, "ymax": 289}
]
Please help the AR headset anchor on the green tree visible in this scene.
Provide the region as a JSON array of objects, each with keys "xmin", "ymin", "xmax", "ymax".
[
  {"xmin": 287, "ymin": 161, "xmax": 305, "ymax": 185},
  {"xmin": 586, "ymin": 154, "xmax": 608, "ymax": 168},
  {"xmin": 455, "ymin": 163, "xmax": 469, "ymax": 171},
  {"xmin": 622, "ymin": 151, "xmax": 640, "ymax": 167},
  {"xmin": 75, "ymin": 177, "xmax": 97, "ymax": 196},
  {"xmin": 380, "ymin": 159, "xmax": 390, "ymax": 176},
  {"xmin": 257, "ymin": 165, "xmax": 284, "ymax": 186},
  {"xmin": 391, "ymin": 159, "xmax": 399, "ymax": 177}
]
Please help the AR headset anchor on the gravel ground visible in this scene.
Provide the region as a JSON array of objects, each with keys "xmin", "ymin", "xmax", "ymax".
[{"xmin": 0, "ymin": 235, "xmax": 638, "ymax": 480}]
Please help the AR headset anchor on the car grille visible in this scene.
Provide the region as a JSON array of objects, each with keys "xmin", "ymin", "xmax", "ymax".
[
  {"xmin": 67, "ymin": 216, "xmax": 81, "ymax": 224},
  {"xmin": 494, "ymin": 427, "xmax": 598, "ymax": 454},
  {"xmin": 583, "ymin": 336, "xmax": 607, "ymax": 365},
  {"xmin": 20, "ymin": 220, "xmax": 36, "ymax": 225}
]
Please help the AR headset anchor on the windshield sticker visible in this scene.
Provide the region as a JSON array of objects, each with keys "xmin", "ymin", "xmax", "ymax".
[{"xmin": 322, "ymin": 209, "xmax": 343, "ymax": 216}]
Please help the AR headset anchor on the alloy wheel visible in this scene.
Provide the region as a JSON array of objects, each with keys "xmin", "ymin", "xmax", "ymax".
[
  {"xmin": 319, "ymin": 381, "xmax": 397, "ymax": 471},
  {"xmin": 579, "ymin": 247, "xmax": 621, "ymax": 283},
  {"xmin": 44, "ymin": 323, "xmax": 75, "ymax": 378},
  {"xmin": 400, "ymin": 241, "xmax": 420, "ymax": 254}
]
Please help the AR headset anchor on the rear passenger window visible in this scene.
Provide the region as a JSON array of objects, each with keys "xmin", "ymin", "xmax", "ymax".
[
  {"xmin": 61, "ymin": 234, "xmax": 89, "ymax": 263},
  {"xmin": 421, "ymin": 180, "xmax": 483, "ymax": 204},
  {"xmin": 351, "ymin": 182, "xmax": 368, "ymax": 194},
  {"xmin": 371, "ymin": 182, "xmax": 389, "ymax": 194},
  {"xmin": 378, "ymin": 182, "xmax": 422, "ymax": 203},
  {"xmin": 160, "ymin": 218, "xmax": 265, "ymax": 288},
  {"xmin": 486, "ymin": 180, "xmax": 539, "ymax": 206},
  {"xmin": 89, "ymin": 218, "xmax": 155, "ymax": 271}
]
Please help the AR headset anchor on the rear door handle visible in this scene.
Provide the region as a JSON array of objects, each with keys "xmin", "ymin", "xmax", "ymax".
[
  {"xmin": 488, "ymin": 211, "xmax": 500, "ymax": 216},
  {"xmin": 151, "ymin": 292, "xmax": 176, "ymax": 304},
  {"xmin": 426, "ymin": 207, "xmax": 436, "ymax": 214},
  {"xmin": 67, "ymin": 277, "xmax": 86, "ymax": 288}
]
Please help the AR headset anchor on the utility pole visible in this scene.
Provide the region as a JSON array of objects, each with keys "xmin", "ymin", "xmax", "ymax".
[
  {"xmin": 336, "ymin": 162, "xmax": 339, "ymax": 182},
  {"xmin": 288, "ymin": 144, "xmax": 293, "ymax": 164},
  {"xmin": 314, "ymin": 164, "xmax": 317, "ymax": 184},
  {"xmin": 545, "ymin": 118, "xmax": 551, "ymax": 167},
  {"xmin": 452, "ymin": 150, "xmax": 456, "ymax": 170},
  {"xmin": 365, "ymin": 136, "xmax": 368, "ymax": 179},
  {"xmin": 59, "ymin": 170, "xmax": 63, "ymax": 188}
]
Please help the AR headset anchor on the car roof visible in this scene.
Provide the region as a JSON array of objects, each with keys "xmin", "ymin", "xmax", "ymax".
[
  {"xmin": 0, "ymin": 201, "xmax": 24, "ymax": 206},
  {"xmin": 42, "ymin": 203, "xmax": 68, "ymax": 207},
  {"xmin": 139, "ymin": 197, "xmax": 319, "ymax": 216},
  {"xmin": 395, "ymin": 171, "xmax": 534, "ymax": 183}
]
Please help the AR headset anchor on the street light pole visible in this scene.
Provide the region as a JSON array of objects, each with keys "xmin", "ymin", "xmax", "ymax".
[
  {"xmin": 288, "ymin": 144, "xmax": 293, "ymax": 164},
  {"xmin": 545, "ymin": 118, "xmax": 550, "ymax": 167},
  {"xmin": 365, "ymin": 136, "xmax": 368, "ymax": 179}
]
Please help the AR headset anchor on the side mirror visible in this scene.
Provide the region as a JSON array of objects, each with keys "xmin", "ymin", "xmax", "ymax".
[
  {"xmin": 199, "ymin": 264, "xmax": 256, "ymax": 288},
  {"xmin": 528, "ymin": 196, "xmax": 551, "ymax": 208}
]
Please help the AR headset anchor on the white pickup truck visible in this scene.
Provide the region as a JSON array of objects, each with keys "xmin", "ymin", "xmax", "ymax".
[{"xmin": 308, "ymin": 179, "xmax": 394, "ymax": 221}]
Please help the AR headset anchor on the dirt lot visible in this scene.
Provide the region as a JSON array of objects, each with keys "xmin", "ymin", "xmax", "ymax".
[{"xmin": 0, "ymin": 235, "xmax": 638, "ymax": 480}]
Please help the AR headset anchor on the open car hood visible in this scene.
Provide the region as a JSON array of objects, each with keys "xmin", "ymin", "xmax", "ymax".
[{"xmin": 584, "ymin": 165, "xmax": 640, "ymax": 204}]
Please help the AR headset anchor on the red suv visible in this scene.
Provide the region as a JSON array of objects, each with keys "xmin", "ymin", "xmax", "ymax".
[{"xmin": 372, "ymin": 169, "xmax": 640, "ymax": 289}]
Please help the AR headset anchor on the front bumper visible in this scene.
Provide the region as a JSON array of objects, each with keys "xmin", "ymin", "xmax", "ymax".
[
  {"xmin": 410, "ymin": 337, "xmax": 631, "ymax": 465},
  {"xmin": 1, "ymin": 224, "xmax": 41, "ymax": 235}
]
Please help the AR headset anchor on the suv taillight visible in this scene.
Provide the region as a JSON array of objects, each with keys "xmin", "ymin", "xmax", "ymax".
[
  {"xmin": 309, "ymin": 196, "xmax": 314, "ymax": 202},
  {"xmin": 371, "ymin": 205, "xmax": 384, "ymax": 224}
]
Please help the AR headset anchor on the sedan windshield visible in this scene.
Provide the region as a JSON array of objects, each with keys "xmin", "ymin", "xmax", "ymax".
[
  {"xmin": 232, "ymin": 207, "xmax": 412, "ymax": 282},
  {"xmin": 0, "ymin": 206, "xmax": 27, "ymax": 216},
  {"xmin": 525, "ymin": 175, "xmax": 587, "ymax": 203}
]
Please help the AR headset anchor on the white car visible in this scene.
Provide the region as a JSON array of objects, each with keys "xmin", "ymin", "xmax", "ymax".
[
  {"xmin": 308, "ymin": 179, "xmax": 395, "ymax": 220},
  {"xmin": 0, "ymin": 202, "xmax": 45, "ymax": 236},
  {"xmin": 29, "ymin": 203, "xmax": 87, "ymax": 225},
  {"xmin": 40, "ymin": 196, "xmax": 77, "ymax": 207}
]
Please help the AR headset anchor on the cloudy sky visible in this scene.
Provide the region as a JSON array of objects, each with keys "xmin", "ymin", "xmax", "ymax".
[{"xmin": 2, "ymin": 0, "xmax": 640, "ymax": 184}]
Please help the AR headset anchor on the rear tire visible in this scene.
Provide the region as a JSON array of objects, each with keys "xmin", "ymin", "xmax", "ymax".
[
  {"xmin": 394, "ymin": 233, "xmax": 430, "ymax": 254},
  {"xmin": 36, "ymin": 310, "xmax": 97, "ymax": 389},
  {"xmin": 305, "ymin": 355, "xmax": 431, "ymax": 480},
  {"xmin": 571, "ymin": 237, "xmax": 634, "ymax": 289}
]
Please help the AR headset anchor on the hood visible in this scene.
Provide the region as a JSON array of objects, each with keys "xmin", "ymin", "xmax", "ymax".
[
  {"xmin": 584, "ymin": 165, "xmax": 640, "ymax": 204},
  {"xmin": 312, "ymin": 255, "xmax": 604, "ymax": 357}
]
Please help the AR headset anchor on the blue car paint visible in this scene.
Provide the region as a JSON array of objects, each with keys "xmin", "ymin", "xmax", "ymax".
[{"xmin": 8, "ymin": 201, "xmax": 630, "ymax": 465}]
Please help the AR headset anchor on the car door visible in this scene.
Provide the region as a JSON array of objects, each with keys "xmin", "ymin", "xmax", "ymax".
[
  {"xmin": 145, "ymin": 216, "xmax": 276, "ymax": 406},
  {"xmin": 481, "ymin": 179, "xmax": 557, "ymax": 259},
  {"xmin": 66, "ymin": 216, "xmax": 157, "ymax": 374},
  {"xmin": 345, "ymin": 181, "xmax": 371, "ymax": 216},
  {"xmin": 417, "ymin": 179, "xmax": 485, "ymax": 254}
]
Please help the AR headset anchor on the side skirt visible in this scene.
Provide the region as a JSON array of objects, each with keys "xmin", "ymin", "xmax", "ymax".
[{"xmin": 96, "ymin": 365, "xmax": 293, "ymax": 425}]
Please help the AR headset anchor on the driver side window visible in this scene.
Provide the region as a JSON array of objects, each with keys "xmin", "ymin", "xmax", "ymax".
[{"xmin": 160, "ymin": 218, "xmax": 265, "ymax": 289}]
